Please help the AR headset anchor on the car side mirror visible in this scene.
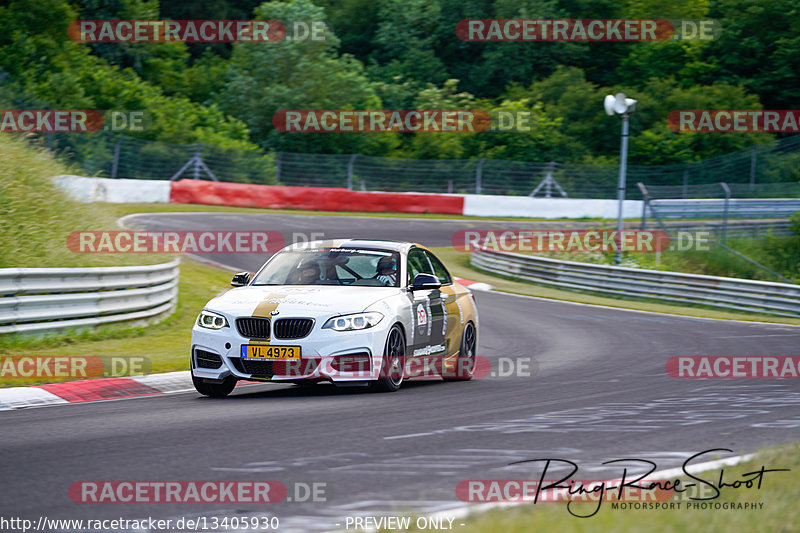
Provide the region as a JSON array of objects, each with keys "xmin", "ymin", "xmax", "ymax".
[
  {"xmin": 231, "ymin": 272, "xmax": 252, "ymax": 287},
  {"xmin": 411, "ymin": 273, "xmax": 441, "ymax": 291}
]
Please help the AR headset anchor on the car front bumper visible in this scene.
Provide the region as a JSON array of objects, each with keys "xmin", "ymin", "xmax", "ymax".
[{"xmin": 190, "ymin": 320, "xmax": 392, "ymax": 383}]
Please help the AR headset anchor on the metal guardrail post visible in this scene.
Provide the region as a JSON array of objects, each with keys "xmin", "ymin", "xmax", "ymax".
[
  {"xmin": 346, "ymin": 154, "xmax": 357, "ymax": 190},
  {"xmin": 749, "ymin": 147, "xmax": 757, "ymax": 191},
  {"xmin": 110, "ymin": 137, "xmax": 121, "ymax": 179},
  {"xmin": 720, "ymin": 182, "xmax": 731, "ymax": 244},
  {"xmin": 637, "ymin": 182, "xmax": 648, "ymax": 230}
]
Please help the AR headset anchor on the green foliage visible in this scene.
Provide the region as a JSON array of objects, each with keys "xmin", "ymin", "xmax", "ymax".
[
  {"xmin": 702, "ymin": 0, "xmax": 800, "ymax": 108},
  {"xmin": 0, "ymin": 0, "xmax": 796, "ymax": 172},
  {"xmin": 0, "ymin": 0, "xmax": 256, "ymax": 149},
  {"xmin": 0, "ymin": 134, "xmax": 164, "ymax": 267},
  {"xmin": 217, "ymin": 0, "xmax": 397, "ymax": 154}
]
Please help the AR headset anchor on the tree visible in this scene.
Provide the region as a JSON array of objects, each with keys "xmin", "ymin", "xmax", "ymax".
[{"xmin": 218, "ymin": 0, "xmax": 397, "ymax": 154}]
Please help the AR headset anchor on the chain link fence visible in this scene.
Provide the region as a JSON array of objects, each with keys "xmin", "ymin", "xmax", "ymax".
[{"xmin": 3, "ymin": 69, "xmax": 800, "ymax": 200}]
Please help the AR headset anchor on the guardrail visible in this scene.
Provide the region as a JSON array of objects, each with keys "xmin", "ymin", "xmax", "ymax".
[
  {"xmin": 667, "ymin": 221, "xmax": 794, "ymax": 237},
  {"xmin": 471, "ymin": 249, "xmax": 800, "ymax": 317},
  {"xmin": 0, "ymin": 259, "xmax": 180, "ymax": 334},
  {"xmin": 648, "ymin": 198, "xmax": 800, "ymax": 219}
]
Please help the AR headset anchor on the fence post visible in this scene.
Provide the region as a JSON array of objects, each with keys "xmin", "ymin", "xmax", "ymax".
[
  {"xmin": 749, "ymin": 147, "xmax": 757, "ymax": 191},
  {"xmin": 637, "ymin": 182, "xmax": 648, "ymax": 230},
  {"xmin": 448, "ymin": 179, "xmax": 453, "ymax": 193},
  {"xmin": 192, "ymin": 143, "xmax": 202, "ymax": 180},
  {"xmin": 475, "ymin": 158, "xmax": 485, "ymax": 194},
  {"xmin": 346, "ymin": 154, "xmax": 357, "ymax": 190},
  {"xmin": 720, "ymin": 182, "xmax": 731, "ymax": 244},
  {"xmin": 275, "ymin": 152, "xmax": 282, "ymax": 185},
  {"xmin": 110, "ymin": 137, "xmax": 121, "ymax": 179},
  {"xmin": 682, "ymin": 168, "xmax": 689, "ymax": 199}
]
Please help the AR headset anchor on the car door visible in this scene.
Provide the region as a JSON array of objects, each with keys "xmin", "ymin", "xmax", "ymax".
[
  {"xmin": 423, "ymin": 249, "xmax": 459, "ymax": 357},
  {"xmin": 406, "ymin": 248, "xmax": 446, "ymax": 357}
]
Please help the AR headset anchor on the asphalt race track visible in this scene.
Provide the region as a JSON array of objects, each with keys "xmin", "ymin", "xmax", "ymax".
[{"xmin": 2, "ymin": 212, "xmax": 800, "ymax": 532}]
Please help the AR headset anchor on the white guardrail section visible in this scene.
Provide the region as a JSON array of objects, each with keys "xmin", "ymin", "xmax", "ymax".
[
  {"xmin": 649, "ymin": 198, "xmax": 800, "ymax": 219},
  {"xmin": 471, "ymin": 249, "xmax": 800, "ymax": 317},
  {"xmin": 0, "ymin": 259, "xmax": 180, "ymax": 334}
]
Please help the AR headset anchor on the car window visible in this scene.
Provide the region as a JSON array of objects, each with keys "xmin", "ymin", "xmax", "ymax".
[
  {"xmin": 251, "ymin": 248, "xmax": 400, "ymax": 287},
  {"xmin": 425, "ymin": 251, "xmax": 452, "ymax": 285},
  {"xmin": 407, "ymin": 248, "xmax": 434, "ymax": 285}
]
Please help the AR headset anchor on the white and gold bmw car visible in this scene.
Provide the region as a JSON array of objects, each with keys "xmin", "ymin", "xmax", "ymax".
[{"xmin": 190, "ymin": 239, "xmax": 479, "ymax": 396}]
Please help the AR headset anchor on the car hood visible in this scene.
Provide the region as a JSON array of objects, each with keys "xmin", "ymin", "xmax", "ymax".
[{"xmin": 206, "ymin": 285, "xmax": 402, "ymax": 319}]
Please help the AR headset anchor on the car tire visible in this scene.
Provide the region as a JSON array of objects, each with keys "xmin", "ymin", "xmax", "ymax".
[
  {"xmin": 192, "ymin": 374, "xmax": 237, "ymax": 397},
  {"xmin": 444, "ymin": 321, "xmax": 476, "ymax": 381},
  {"xmin": 373, "ymin": 325, "xmax": 406, "ymax": 392}
]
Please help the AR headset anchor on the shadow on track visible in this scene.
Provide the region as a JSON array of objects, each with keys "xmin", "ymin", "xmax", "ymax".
[{"xmin": 190, "ymin": 379, "xmax": 461, "ymax": 401}]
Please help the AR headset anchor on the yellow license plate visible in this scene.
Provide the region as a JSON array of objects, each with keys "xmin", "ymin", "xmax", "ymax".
[{"xmin": 241, "ymin": 345, "xmax": 301, "ymax": 360}]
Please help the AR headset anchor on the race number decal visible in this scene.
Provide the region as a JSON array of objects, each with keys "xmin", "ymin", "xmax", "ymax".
[{"xmin": 416, "ymin": 304, "xmax": 428, "ymax": 326}]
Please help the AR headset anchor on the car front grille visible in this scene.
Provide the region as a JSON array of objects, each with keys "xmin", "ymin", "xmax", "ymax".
[
  {"xmin": 230, "ymin": 357, "xmax": 317, "ymax": 378},
  {"xmin": 195, "ymin": 349, "xmax": 222, "ymax": 369},
  {"xmin": 236, "ymin": 317, "xmax": 270, "ymax": 339},
  {"xmin": 230, "ymin": 358, "xmax": 289, "ymax": 378},
  {"xmin": 273, "ymin": 318, "xmax": 314, "ymax": 339}
]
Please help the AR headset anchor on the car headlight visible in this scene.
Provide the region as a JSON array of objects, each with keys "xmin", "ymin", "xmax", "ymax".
[
  {"xmin": 322, "ymin": 312, "xmax": 383, "ymax": 332},
  {"xmin": 197, "ymin": 310, "xmax": 229, "ymax": 330}
]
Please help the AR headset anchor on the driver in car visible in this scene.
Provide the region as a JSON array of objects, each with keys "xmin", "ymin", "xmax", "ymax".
[
  {"xmin": 376, "ymin": 256, "xmax": 397, "ymax": 286},
  {"xmin": 296, "ymin": 261, "xmax": 321, "ymax": 284}
]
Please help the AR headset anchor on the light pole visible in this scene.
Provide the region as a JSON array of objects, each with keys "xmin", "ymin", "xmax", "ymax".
[{"xmin": 604, "ymin": 93, "xmax": 637, "ymax": 266}]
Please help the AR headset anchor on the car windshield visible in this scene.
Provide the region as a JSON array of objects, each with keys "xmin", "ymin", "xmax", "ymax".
[{"xmin": 251, "ymin": 248, "xmax": 401, "ymax": 287}]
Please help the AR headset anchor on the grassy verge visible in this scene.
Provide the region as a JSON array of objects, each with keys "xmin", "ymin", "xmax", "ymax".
[
  {"xmin": 425, "ymin": 442, "xmax": 799, "ymax": 533},
  {"xmin": 516, "ymin": 234, "xmax": 800, "ymax": 283},
  {"xmin": 0, "ymin": 134, "xmax": 167, "ymax": 268},
  {"xmin": 506, "ymin": 215, "xmax": 800, "ymax": 283},
  {"xmin": 432, "ymin": 247, "xmax": 800, "ymax": 325},
  {"xmin": 0, "ymin": 258, "xmax": 231, "ymax": 388}
]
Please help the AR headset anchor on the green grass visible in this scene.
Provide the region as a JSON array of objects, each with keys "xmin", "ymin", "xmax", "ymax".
[
  {"xmin": 509, "ymin": 219, "xmax": 800, "ymax": 283},
  {"xmin": 0, "ymin": 258, "xmax": 231, "ymax": 387},
  {"xmin": 432, "ymin": 247, "xmax": 800, "ymax": 325},
  {"xmin": 636, "ymin": 232, "xmax": 800, "ymax": 283},
  {"xmin": 0, "ymin": 134, "xmax": 165, "ymax": 268},
  {"xmin": 428, "ymin": 442, "xmax": 799, "ymax": 533}
]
